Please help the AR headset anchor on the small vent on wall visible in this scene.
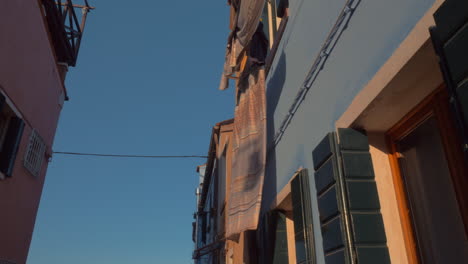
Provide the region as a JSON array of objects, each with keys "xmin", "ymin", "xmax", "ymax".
[{"xmin": 24, "ymin": 129, "xmax": 46, "ymax": 177}]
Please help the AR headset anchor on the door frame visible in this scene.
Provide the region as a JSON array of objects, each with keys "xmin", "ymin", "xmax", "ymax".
[{"xmin": 386, "ymin": 86, "xmax": 468, "ymax": 264}]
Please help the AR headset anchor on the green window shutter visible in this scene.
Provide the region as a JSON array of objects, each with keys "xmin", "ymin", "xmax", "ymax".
[
  {"xmin": 312, "ymin": 129, "xmax": 390, "ymax": 264},
  {"xmin": 291, "ymin": 169, "xmax": 316, "ymax": 264},
  {"xmin": 430, "ymin": 0, "xmax": 468, "ymax": 159},
  {"xmin": 0, "ymin": 117, "xmax": 25, "ymax": 177},
  {"xmin": 259, "ymin": 211, "xmax": 278, "ymax": 264},
  {"xmin": 272, "ymin": 211, "xmax": 289, "ymax": 264}
]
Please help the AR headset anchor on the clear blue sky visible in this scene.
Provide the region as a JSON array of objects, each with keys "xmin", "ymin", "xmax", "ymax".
[{"xmin": 28, "ymin": 1, "xmax": 234, "ymax": 263}]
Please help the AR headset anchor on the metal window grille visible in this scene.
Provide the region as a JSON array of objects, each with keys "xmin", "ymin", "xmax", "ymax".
[{"xmin": 23, "ymin": 130, "xmax": 46, "ymax": 177}]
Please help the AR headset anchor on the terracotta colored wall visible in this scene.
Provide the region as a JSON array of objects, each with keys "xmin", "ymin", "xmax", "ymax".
[
  {"xmin": 226, "ymin": 232, "xmax": 249, "ymax": 264},
  {"xmin": 0, "ymin": 0, "xmax": 65, "ymax": 263}
]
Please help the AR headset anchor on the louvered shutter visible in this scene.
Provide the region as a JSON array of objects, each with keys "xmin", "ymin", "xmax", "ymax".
[
  {"xmin": 312, "ymin": 128, "xmax": 389, "ymax": 264},
  {"xmin": 0, "ymin": 117, "xmax": 25, "ymax": 177},
  {"xmin": 272, "ymin": 211, "xmax": 289, "ymax": 264},
  {"xmin": 291, "ymin": 169, "xmax": 316, "ymax": 264},
  {"xmin": 260, "ymin": 211, "xmax": 277, "ymax": 264},
  {"xmin": 430, "ymin": 0, "xmax": 468, "ymax": 160}
]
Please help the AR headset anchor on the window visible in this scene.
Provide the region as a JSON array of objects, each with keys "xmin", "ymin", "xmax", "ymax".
[
  {"xmin": 264, "ymin": 0, "xmax": 289, "ymax": 75},
  {"xmin": 276, "ymin": 0, "xmax": 289, "ymax": 19},
  {"xmin": 192, "ymin": 221, "xmax": 196, "ymax": 242},
  {"xmin": 261, "ymin": 1, "xmax": 278, "ymax": 49},
  {"xmin": 0, "ymin": 94, "xmax": 25, "ymax": 179},
  {"xmin": 201, "ymin": 212, "xmax": 207, "ymax": 244},
  {"xmin": 267, "ymin": 169, "xmax": 313, "ymax": 264},
  {"xmin": 23, "ymin": 129, "xmax": 46, "ymax": 177},
  {"xmin": 291, "ymin": 169, "xmax": 315, "ymax": 264},
  {"xmin": 0, "ymin": 111, "xmax": 9, "ymax": 148},
  {"xmin": 387, "ymin": 88, "xmax": 468, "ymax": 264},
  {"xmin": 272, "ymin": 211, "xmax": 290, "ymax": 264}
]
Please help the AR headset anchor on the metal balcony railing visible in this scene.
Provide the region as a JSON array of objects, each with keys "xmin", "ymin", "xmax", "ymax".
[{"xmin": 41, "ymin": 0, "xmax": 94, "ymax": 67}]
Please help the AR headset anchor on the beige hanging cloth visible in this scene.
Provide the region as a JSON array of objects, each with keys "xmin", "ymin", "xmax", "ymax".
[
  {"xmin": 226, "ymin": 66, "xmax": 266, "ymax": 240},
  {"xmin": 219, "ymin": 0, "xmax": 266, "ymax": 91}
]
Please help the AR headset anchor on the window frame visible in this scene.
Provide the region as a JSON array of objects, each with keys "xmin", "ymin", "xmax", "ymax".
[
  {"xmin": 386, "ymin": 86, "xmax": 468, "ymax": 264},
  {"xmin": 0, "ymin": 111, "xmax": 11, "ymax": 152},
  {"xmin": 264, "ymin": 0, "xmax": 289, "ymax": 77},
  {"xmin": 0, "ymin": 97, "xmax": 25, "ymax": 180}
]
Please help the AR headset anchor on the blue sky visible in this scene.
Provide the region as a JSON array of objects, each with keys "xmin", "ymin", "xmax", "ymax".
[{"xmin": 28, "ymin": 1, "xmax": 234, "ymax": 263}]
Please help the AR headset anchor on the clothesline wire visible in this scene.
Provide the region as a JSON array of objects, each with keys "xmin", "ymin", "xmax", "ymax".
[{"xmin": 52, "ymin": 151, "xmax": 208, "ymax": 159}]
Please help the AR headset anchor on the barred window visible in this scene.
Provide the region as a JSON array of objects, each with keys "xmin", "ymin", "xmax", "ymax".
[{"xmin": 23, "ymin": 129, "xmax": 46, "ymax": 177}]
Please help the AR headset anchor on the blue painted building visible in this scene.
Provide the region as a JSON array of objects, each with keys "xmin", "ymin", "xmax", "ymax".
[
  {"xmin": 194, "ymin": 0, "xmax": 468, "ymax": 263},
  {"xmin": 261, "ymin": 0, "xmax": 468, "ymax": 263}
]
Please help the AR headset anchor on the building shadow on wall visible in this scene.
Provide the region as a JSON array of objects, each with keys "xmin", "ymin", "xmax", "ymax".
[
  {"xmin": 263, "ymin": 51, "xmax": 287, "ymax": 214},
  {"xmin": 256, "ymin": 51, "xmax": 287, "ymax": 263}
]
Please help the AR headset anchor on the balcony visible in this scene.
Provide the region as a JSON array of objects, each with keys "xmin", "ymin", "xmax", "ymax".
[{"xmin": 41, "ymin": 0, "xmax": 94, "ymax": 67}]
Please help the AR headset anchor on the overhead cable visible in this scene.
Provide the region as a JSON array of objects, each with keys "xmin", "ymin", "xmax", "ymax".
[{"xmin": 53, "ymin": 151, "xmax": 208, "ymax": 159}]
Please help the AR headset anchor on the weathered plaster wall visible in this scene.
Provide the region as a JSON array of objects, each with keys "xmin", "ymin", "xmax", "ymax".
[{"xmin": 0, "ymin": 0, "xmax": 64, "ymax": 263}]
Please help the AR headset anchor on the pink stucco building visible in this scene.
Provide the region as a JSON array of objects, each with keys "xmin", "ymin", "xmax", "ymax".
[{"xmin": 0, "ymin": 1, "xmax": 91, "ymax": 263}]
